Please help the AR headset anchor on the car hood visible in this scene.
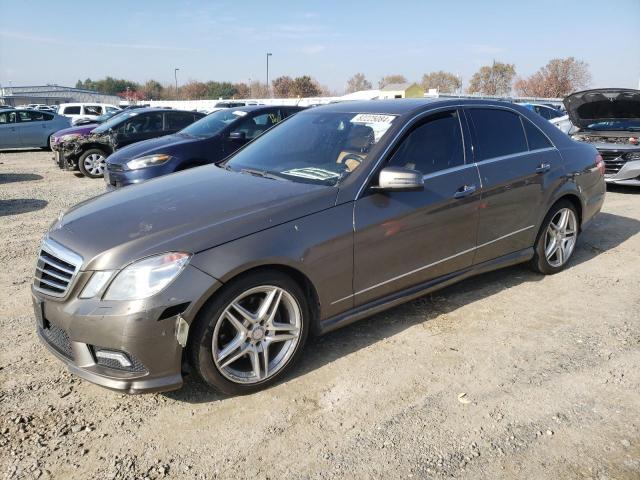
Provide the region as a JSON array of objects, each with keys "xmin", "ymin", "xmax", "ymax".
[
  {"xmin": 48, "ymin": 165, "xmax": 337, "ymax": 271},
  {"xmin": 564, "ymin": 88, "xmax": 640, "ymax": 129},
  {"xmin": 52, "ymin": 124, "xmax": 97, "ymax": 139},
  {"xmin": 108, "ymin": 134, "xmax": 202, "ymax": 164}
]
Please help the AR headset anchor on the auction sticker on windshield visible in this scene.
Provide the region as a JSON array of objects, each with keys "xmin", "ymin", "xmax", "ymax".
[{"xmin": 351, "ymin": 113, "xmax": 396, "ymax": 141}]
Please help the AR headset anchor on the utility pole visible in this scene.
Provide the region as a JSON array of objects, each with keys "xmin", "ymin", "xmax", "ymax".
[
  {"xmin": 266, "ymin": 53, "xmax": 272, "ymax": 97},
  {"xmin": 174, "ymin": 68, "xmax": 180, "ymax": 99}
]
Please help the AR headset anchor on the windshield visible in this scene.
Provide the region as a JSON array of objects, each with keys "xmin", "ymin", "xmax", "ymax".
[
  {"xmin": 585, "ymin": 119, "xmax": 640, "ymax": 131},
  {"xmin": 180, "ymin": 109, "xmax": 248, "ymax": 138},
  {"xmin": 92, "ymin": 111, "xmax": 140, "ymax": 133},
  {"xmin": 224, "ymin": 111, "xmax": 397, "ymax": 185}
]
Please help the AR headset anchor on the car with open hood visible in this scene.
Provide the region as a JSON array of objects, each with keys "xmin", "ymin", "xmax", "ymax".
[
  {"xmin": 104, "ymin": 105, "xmax": 304, "ymax": 189},
  {"xmin": 32, "ymin": 99, "xmax": 605, "ymax": 395},
  {"xmin": 564, "ymin": 88, "xmax": 640, "ymax": 186}
]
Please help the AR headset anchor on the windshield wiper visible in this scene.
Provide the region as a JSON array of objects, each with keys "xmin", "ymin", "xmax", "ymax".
[{"xmin": 240, "ymin": 168, "xmax": 287, "ymax": 181}]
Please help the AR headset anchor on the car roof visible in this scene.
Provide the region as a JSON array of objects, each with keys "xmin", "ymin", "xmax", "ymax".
[
  {"xmin": 218, "ymin": 104, "xmax": 304, "ymax": 113},
  {"xmin": 308, "ymin": 98, "xmax": 520, "ymax": 116},
  {"xmin": 119, "ymin": 107, "xmax": 200, "ymax": 114}
]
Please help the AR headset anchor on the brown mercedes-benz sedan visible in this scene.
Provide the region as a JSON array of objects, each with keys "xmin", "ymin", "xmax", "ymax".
[{"xmin": 32, "ymin": 99, "xmax": 605, "ymax": 395}]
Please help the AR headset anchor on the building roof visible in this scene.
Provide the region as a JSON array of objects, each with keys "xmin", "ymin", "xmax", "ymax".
[{"xmin": 380, "ymin": 82, "xmax": 419, "ymax": 91}]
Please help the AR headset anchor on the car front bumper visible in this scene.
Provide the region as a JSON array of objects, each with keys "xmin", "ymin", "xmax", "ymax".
[{"xmin": 32, "ymin": 265, "xmax": 221, "ymax": 394}]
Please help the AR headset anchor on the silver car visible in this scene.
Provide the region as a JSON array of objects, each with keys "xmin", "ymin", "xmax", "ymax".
[{"xmin": 0, "ymin": 109, "xmax": 71, "ymax": 149}]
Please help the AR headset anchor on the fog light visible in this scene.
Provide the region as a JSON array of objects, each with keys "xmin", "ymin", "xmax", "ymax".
[{"xmin": 95, "ymin": 349, "xmax": 132, "ymax": 368}]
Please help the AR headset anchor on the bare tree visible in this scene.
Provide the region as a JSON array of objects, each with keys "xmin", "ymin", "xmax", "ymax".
[
  {"xmin": 346, "ymin": 73, "xmax": 372, "ymax": 93},
  {"xmin": 421, "ymin": 71, "xmax": 461, "ymax": 93},
  {"xmin": 272, "ymin": 76, "xmax": 295, "ymax": 98},
  {"xmin": 378, "ymin": 74, "xmax": 408, "ymax": 89},
  {"xmin": 233, "ymin": 82, "xmax": 251, "ymax": 99},
  {"xmin": 249, "ymin": 80, "xmax": 269, "ymax": 98},
  {"xmin": 467, "ymin": 61, "xmax": 516, "ymax": 96},
  {"xmin": 514, "ymin": 57, "xmax": 591, "ymax": 98},
  {"xmin": 181, "ymin": 81, "xmax": 209, "ymax": 100}
]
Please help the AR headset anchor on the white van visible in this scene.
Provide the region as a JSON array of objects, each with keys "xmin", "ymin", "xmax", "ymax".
[{"xmin": 58, "ymin": 103, "xmax": 121, "ymax": 124}]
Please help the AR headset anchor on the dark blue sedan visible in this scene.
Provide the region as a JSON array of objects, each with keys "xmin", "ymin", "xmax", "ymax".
[{"xmin": 104, "ymin": 105, "xmax": 304, "ymax": 189}]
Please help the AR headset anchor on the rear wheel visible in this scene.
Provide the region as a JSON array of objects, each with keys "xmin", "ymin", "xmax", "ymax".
[
  {"xmin": 188, "ymin": 271, "xmax": 309, "ymax": 395},
  {"xmin": 530, "ymin": 200, "xmax": 579, "ymax": 274},
  {"xmin": 78, "ymin": 149, "xmax": 107, "ymax": 178}
]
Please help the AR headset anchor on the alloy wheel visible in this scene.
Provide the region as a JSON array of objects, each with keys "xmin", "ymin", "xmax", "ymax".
[
  {"xmin": 83, "ymin": 153, "xmax": 106, "ymax": 176},
  {"xmin": 544, "ymin": 208, "xmax": 577, "ymax": 268},
  {"xmin": 212, "ymin": 285, "xmax": 302, "ymax": 384}
]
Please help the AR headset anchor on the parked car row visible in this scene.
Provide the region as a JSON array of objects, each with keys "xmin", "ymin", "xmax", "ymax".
[{"xmin": 32, "ymin": 98, "xmax": 606, "ymax": 395}]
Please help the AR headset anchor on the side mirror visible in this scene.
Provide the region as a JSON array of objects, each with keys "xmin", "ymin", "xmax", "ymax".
[
  {"xmin": 374, "ymin": 166, "xmax": 424, "ymax": 192},
  {"xmin": 228, "ymin": 131, "xmax": 246, "ymax": 141}
]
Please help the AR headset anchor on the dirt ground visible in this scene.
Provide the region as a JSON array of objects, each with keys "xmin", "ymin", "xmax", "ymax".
[{"xmin": 0, "ymin": 150, "xmax": 639, "ymax": 480}]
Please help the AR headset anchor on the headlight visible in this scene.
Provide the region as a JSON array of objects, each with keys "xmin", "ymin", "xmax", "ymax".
[
  {"xmin": 79, "ymin": 271, "xmax": 115, "ymax": 298},
  {"xmin": 126, "ymin": 154, "xmax": 172, "ymax": 170},
  {"xmin": 60, "ymin": 133, "xmax": 81, "ymax": 142},
  {"xmin": 104, "ymin": 252, "xmax": 191, "ymax": 300}
]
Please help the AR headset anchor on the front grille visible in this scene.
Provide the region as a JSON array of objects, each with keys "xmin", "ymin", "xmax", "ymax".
[
  {"xmin": 599, "ymin": 150, "xmax": 626, "ymax": 175},
  {"xmin": 34, "ymin": 238, "xmax": 82, "ymax": 298},
  {"xmin": 40, "ymin": 323, "xmax": 73, "ymax": 359}
]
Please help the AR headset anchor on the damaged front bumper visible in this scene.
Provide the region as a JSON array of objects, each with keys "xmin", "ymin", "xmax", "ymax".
[{"xmin": 32, "ymin": 265, "xmax": 221, "ymax": 394}]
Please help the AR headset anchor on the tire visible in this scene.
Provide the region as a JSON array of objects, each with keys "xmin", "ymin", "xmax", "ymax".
[
  {"xmin": 78, "ymin": 149, "xmax": 108, "ymax": 178},
  {"xmin": 530, "ymin": 200, "xmax": 579, "ymax": 274},
  {"xmin": 188, "ymin": 270, "xmax": 310, "ymax": 395}
]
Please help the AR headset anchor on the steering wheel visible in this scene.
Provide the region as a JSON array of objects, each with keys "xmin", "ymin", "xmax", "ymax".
[{"xmin": 340, "ymin": 153, "xmax": 364, "ymax": 172}]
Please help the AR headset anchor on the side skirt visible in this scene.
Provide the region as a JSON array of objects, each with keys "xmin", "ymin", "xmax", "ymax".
[{"xmin": 317, "ymin": 248, "xmax": 534, "ymax": 335}]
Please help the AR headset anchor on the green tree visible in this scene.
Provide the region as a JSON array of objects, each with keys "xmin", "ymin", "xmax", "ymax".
[
  {"xmin": 467, "ymin": 61, "xmax": 516, "ymax": 96},
  {"xmin": 421, "ymin": 71, "xmax": 461, "ymax": 93},
  {"xmin": 205, "ymin": 81, "xmax": 237, "ymax": 99},
  {"xmin": 291, "ymin": 76, "xmax": 322, "ymax": 97}
]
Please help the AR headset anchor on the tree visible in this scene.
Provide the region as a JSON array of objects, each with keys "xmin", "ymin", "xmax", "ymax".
[
  {"xmin": 291, "ymin": 76, "xmax": 322, "ymax": 97},
  {"xmin": 76, "ymin": 77, "xmax": 139, "ymax": 95},
  {"xmin": 205, "ymin": 81, "xmax": 237, "ymax": 99},
  {"xmin": 467, "ymin": 61, "xmax": 516, "ymax": 96},
  {"xmin": 346, "ymin": 73, "xmax": 372, "ymax": 93},
  {"xmin": 378, "ymin": 74, "xmax": 407, "ymax": 89},
  {"xmin": 249, "ymin": 80, "xmax": 269, "ymax": 98},
  {"xmin": 233, "ymin": 82, "xmax": 251, "ymax": 99},
  {"xmin": 421, "ymin": 71, "xmax": 461, "ymax": 93},
  {"xmin": 181, "ymin": 81, "xmax": 209, "ymax": 100},
  {"xmin": 139, "ymin": 79, "xmax": 164, "ymax": 100},
  {"xmin": 272, "ymin": 76, "xmax": 295, "ymax": 98},
  {"xmin": 514, "ymin": 57, "xmax": 591, "ymax": 98}
]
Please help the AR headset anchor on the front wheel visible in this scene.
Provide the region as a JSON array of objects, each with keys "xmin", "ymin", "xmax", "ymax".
[
  {"xmin": 188, "ymin": 271, "xmax": 309, "ymax": 395},
  {"xmin": 530, "ymin": 200, "xmax": 579, "ymax": 274},
  {"xmin": 78, "ymin": 149, "xmax": 107, "ymax": 178}
]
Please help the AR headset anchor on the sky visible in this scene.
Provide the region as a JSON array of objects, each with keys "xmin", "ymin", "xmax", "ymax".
[{"xmin": 1, "ymin": 0, "xmax": 639, "ymax": 94}]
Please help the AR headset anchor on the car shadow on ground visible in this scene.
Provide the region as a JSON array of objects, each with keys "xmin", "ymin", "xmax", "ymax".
[
  {"xmin": 607, "ymin": 184, "xmax": 640, "ymax": 195},
  {"xmin": 0, "ymin": 148, "xmax": 47, "ymax": 154},
  {"xmin": 0, "ymin": 199, "xmax": 48, "ymax": 216},
  {"xmin": 0, "ymin": 173, "xmax": 43, "ymax": 184},
  {"xmin": 166, "ymin": 211, "xmax": 640, "ymax": 403}
]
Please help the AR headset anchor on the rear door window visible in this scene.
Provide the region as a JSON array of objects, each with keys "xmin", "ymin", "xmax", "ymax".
[
  {"xmin": 18, "ymin": 111, "xmax": 47, "ymax": 122},
  {"xmin": 83, "ymin": 105, "xmax": 103, "ymax": 116},
  {"xmin": 523, "ymin": 119, "xmax": 553, "ymax": 150},
  {"xmin": 0, "ymin": 111, "xmax": 16, "ymax": 124},
  {"xmin": 468, "ymin": 108, "xmax": 528, "ymax": 161},
  {"xmin": 62, "ymin": 106, "xmax": 81, "ymax": 115},
  {"xmin": 388, "ymin": 110, "xmax": 465, "ymax": 175},
  {"xmin": 165, "ymin": 111, "xmax": 196, "ymax": 130}
]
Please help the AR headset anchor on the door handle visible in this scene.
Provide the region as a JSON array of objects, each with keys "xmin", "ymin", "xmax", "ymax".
[
  {"xmin": 454, "ymin": 184, "xmax": 477, "ymax": 199},
  {"xmin": 535, "ymin": 163, "xmax": 551, "ymax": 174}
]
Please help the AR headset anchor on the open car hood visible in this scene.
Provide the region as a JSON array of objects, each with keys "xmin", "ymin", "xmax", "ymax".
[{"xmin": 564, "ymin": 88, "xmax": 640, "ymax": 129}]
